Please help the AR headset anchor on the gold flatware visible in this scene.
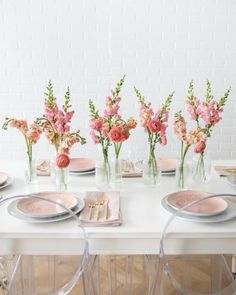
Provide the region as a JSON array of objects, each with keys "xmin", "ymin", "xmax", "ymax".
[
  {"xmin": 95, "ymin": 200, "xmax": 105, "ymax": 221},
  {"xmin": 88, "ymin": 203, "xmax": 96, "ymax": 220},
  {"xmin": 104, "ymin": 199, "xmax": 109, "ymax": 220}
]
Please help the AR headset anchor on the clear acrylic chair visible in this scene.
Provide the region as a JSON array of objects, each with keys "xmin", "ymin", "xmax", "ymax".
[
  {"xmin": 155, "ymin": 193, "xmax": 236, "ymax": 295},
  {"xmin": 0, "ymin": 195, "xmax": 90, "ymax": 295}
]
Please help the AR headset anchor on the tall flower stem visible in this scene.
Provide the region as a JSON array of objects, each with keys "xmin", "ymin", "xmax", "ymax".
[
  {"xmin": 194, "ymin": 152, "xmax": 206, "ymax": 181},
  {"xmin": 24, "ymin": 135, "xmax": 33, "ymax": 182},
  {"xmin": 179, "ymin": 142, "xmax": 191, "ymax": 189}
]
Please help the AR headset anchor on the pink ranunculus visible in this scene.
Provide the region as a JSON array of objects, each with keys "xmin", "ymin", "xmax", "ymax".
[
  {"xmin": 89, "ymin": 118, "xmax": 103, "ymax": 130},
  {"xmin": 194, "ymin": 141, "xmax": 206, "ymax": 154},
  {"xmin": 148, "ymin": 119, "xmax": 162, "ymax": 133},
  {"xmin": 56, "ymin": 153, "xmax": 70, "ymax": 168},
  {"xmin": 26, "ymin": 130, "xmax": 40, "ymax": 142},
  {"xmin": 108, "ymin": 127, "xmax": 122, "ymax": 142}
]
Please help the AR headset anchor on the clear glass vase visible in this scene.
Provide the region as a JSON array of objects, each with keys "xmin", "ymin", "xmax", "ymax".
[
  {"xmin": 54, "ymin": 166, "xmax": 69, "ymax": 191},
  {"xmin": 111, "ymin": 158, "xmax": 122, "ymax": 185},
  {"xmin": 192, "ymin": 153, "xmax": 211, "ymax": 183},
  {"xmin": 142, "ymin": 156, "xmax": 161, "ymax": 186},
  {"xmin": 95, "ymin": 159, "xmax": 111, "ymax": 190},
  {"xmin": 25, "ymin": 157, "xmax": 36, "ymax": 183},
  {"xmin": 176, "ymin": 161, "xmax": 191, "ymax": 189}
]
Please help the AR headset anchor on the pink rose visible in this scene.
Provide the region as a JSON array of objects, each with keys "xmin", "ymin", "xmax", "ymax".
[
  {"xmin": 108, "ymin": 127, "xmax": 122, "ymax": 142},
  {"xmin": 194, "ymin": 141, "xmax": 206, "ymax": 154},
  {"xmin": 148, "ymin": 119, "xmax": 162, "ymax": 133}
]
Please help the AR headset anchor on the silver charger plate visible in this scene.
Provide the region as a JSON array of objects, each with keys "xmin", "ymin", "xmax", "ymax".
[
  {"xmin": 161, "ymin": 196, "xmax": 236, "ymax": 223},
  {"xmin": 8, "ymin": 197, "xmax": 85, "ymax": 223},
  {"xmin": 0, "ymin": 176, "xmax": 14, "ymax": 190},
  {"xmin": 135, "ymin": 160, "xmax": 176, "ymax": 175}
]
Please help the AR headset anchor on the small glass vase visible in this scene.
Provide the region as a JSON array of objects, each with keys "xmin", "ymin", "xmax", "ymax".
[
  {"xmin": 142, "ymin": 156, "xmax": 161, "ymax": 186},
  {"xmin": 95, "ymin": 159, "xmax": 111, "ymax": 189},
  {"xmin": 192, "ymin": 153, "xmax": 211, "ymax": 184},
  {"xmin": 25, "ymin": 157, "xmax": 36, "ymax": 183},
  {"xmin": 111, "ymin": 158, "xmax": 122, "ymax": 185},
  {"xmin": 176, "ymin": 161, "xmax": 191, "ymax": 190},
  {"xmin": 54, "ymin": 167, "xmax": 69, "ymax": 191}
]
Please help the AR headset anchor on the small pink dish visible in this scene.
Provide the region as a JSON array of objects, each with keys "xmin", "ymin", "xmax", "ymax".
[
  {"xmin": 16, "ymin": 192, "xmax": 78, "ymax": 218},
  {"xmin": 0, "ymin": 172, "xmax": 8, "ymax": 186},
  {"xmin": 166, "ymin": 190, "xmax": 228, "ymax": 216},
  {"xmin": 158, "ymin": 157, "xmax": 178, "ymax": 172},
  {"xmin": 69, "ymin": 158, "xmax": 96, "ymax": 172}
]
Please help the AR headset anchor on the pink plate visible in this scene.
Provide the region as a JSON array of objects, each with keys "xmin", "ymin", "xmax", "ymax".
[
  {"xmin": 69, "ymin": 158, "xmax": 96, "ymax": 172},
  {"xmin": 166, "ymin": 190, "xmax": 228, "ymax": 216},
  {"xmin": 0, "ymin": 172, "xmax": 8, "ymax": 186},
  {"xmin": 159, "ymin": 157, "xmax": 178, "ymax": 172},
  {"xmin": 16, "ymin": 192, "xmax": 78, "ymax": 218}
]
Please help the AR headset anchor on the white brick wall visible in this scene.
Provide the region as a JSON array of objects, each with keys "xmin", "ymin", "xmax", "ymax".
[{"xmin": 0, "ymin": 0, "xmax": 236, "ymax": 161}]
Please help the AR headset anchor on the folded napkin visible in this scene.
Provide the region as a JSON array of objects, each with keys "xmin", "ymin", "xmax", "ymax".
[
  {"xmin": 36, "ymin": 160, "xmax": 51, "ymax": 176},
  {"xmin": 214, "ymin": 166, "xmax": 236, "ymax": 176},
  {"xmin": 122, "ymin": 160, "xmax": 142, "ymax": 178},
  {"xmin": 79, "ymin": 191, "xmax": 122, "ymax": 226}
]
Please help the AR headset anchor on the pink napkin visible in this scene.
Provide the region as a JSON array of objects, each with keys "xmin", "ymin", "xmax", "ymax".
[
  {"xmin": 79, "ymin": 191, "xmax": 122, "ymax": 226},
  {"xmin": 122, "ymin": 160, "xmax": 142, "ymax": 178},
  {"xmin": 36, "ymin": 160, "xmax": 51, "ymax": 176},
  {"xmin": 214, "ymin": 166, "xmax": 236, "ymax": 176}
]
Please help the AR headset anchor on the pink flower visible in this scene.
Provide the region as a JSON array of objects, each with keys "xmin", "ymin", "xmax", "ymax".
[
  {"xmin": 104, "ymin": 104, "xmax": 120, "ymax": 116},
  {"xmin": 89, "ymin": 118, "xmax": 103, "ymax": 130},
  {"xmin": 127, "ymin": 117, "xmax": 137, "ymax": 129},
  {"xmin": 108, "ymin": 127, "xmax": 122, "ymax": 142},
  {"xmin": 90, "ymin": 130, "xmax": 99, "ymax": 144},
  {"xmin": 148, "ymin": 119, "xmax": 162, "ymax": 133},
  {"xmin": 8, "ymin": 119, "xmax": 28, "ymax": 135},
  {"xmin": 194, "ymin": 141, "xmax": 206, "ymax": 154},
  {"xmin": 56, "ymin": 153, "xmax": 70, "ymax": 168}
]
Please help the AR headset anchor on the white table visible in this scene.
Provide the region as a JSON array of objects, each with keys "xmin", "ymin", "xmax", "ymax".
[{"xmin": 1, "ymin": 160, "xmax": 236, "ymax": 256}]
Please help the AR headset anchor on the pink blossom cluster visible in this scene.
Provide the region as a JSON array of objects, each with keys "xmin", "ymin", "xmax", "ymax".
[
  {"xmin": 198, "ymin": 100, "xmax": 222, "ymax": 126},
  {"xmin": 44, "ymin": 101, "xmax": 74, "ymax": 135},
  {"xmin": 140, "ymin": 105, "xmax": 170, "ymax": 146},
  {"xmin": 58, "ymin": 134, "xmax": 81, "ymax": 154},
  {"xmin": 8, "ymin": 119, "xmax": 41, "ymax": 144},
  {"xmin": 108, "ymin": 118, "xmax": 137, "ymax": 143},
  {"xmin": 186, "ymin": 98, "xmax": 201, "ymax": 120},
  {"xmin": 104, "ymin": 96, "xmax": 121, "ymax": 116}
]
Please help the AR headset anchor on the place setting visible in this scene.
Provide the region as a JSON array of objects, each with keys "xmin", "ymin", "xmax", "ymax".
[
  {"xmin": 68, "ymin": 158, "xmax": 96, "ymax": 176},
  {"xmin": 161, "ymin": 190, "xmax": 236, "ymax": 223},
  {"xmin": 7, "ymin": 191, "xmax": 85, "ymax": 223},
  {"xmin": 0, "ymin": 171, "xmax": 14, "ymax": 190}
]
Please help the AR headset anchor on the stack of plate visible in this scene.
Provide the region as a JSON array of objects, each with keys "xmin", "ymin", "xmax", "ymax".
[
  {"xmin": 161, "ymin": 190, "xmax": 236, "ymax": 223},
  {"xmin": 8, "ymin": 192, "xmax": 85, "ymax": 223},
  {"xmin": 69, "ymin": 158, "xmax": 96, "ymax": 175},
  {"xmin": 0, "ymin": 172, "xmax": 13, "ymax": 190},
  {"xmin": 159, "ymin": 157, "xmax": 178, "ymax": 175}
]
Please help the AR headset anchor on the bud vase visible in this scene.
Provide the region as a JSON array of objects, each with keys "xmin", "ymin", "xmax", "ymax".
[
  {"xmin": 95, "ymin": 159, "xmax": 111, "ymax": 189},
  {"xmin": 192, "ymin": 153, "xmax": 211, "ymax": 183},
  {"xmin": 143, "ymin": 155, "xmax": 161, "ymax": 186},
  {"xmin": 25, "ymin": 157, "xmax": 36, "ymax": 183},
  {"xmin": 54, "ymin": 166, "xmax": 69, "ymax": 191},
  {"xmin": 176, "ymin": 161, "xmax": 191, "ymax": 189},
  {"xmin": 111, "ymin": 158, "xmax": 122, "ymax": 185}
]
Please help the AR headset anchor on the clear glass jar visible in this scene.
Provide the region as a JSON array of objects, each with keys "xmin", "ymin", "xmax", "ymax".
[
  {"xmin": 111, "ymin": 158, "xmax": 122, "ymax": 185},
  {"xmin": 176, "ymin": 161, "xmax": 191, "ymax": 189},
  {"xmin": 142, "ymin": 157, "xmax": 161, "ymax": 186},
  {"xmin": 54, "ymin": 166, "xmax": 69, "ymax": 191},
  {"xmin": 25, "ymin": 157, "xmax": 36, "ymax": 183},
  {"xmin": 95, "ymin": 159, "xmax": 111, "ymax": 190},
  {"xmin": 192, "ymin": 153, "xmax": 211, "ymax": 184}
]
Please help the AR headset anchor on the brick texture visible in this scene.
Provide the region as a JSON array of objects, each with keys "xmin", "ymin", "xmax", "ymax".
[{"xmin": 0, "ymin": 0, "xmax": 236, "ymax": 160}]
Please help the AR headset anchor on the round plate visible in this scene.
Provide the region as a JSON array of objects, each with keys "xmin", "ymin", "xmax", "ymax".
[
  {"xmin": 166, "ymin": 190, "xmax": 228, "ymax": 217},
  {"xmin": 69, "ymin": 169, "xmax": 95, "ymax": 176},
  {"xmin": 161, "ymin": 196, "xmax": 236, "ymax": 223},
  {"xmin": 158, "ymin": 157, "xmax": 178, "ymax": 172},
  {"xmin": 0, "ymin": 176, "xmax": 14, "ymax": 190},
  {"xmin": 69, "ymin": 158, "xmax": 96, "ymax": 172},
  {"xmin": 0, "ymin": 172, "xmax": 8, "ymax": 186},
  {"xmin": 16, "ymin": 192, "xmax": 79, "ymax": 218},
  {"xmin": 8, "ymin": 197, "xmax": 85, "ymax": 224}
]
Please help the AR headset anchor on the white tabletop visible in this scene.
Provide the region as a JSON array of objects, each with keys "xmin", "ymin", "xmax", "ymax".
[{"xmin": 1, "ymin": 159, "xmax": 236, "ymax": 255}]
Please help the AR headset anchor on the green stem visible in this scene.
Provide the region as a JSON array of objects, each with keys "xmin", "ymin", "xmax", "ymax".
[
  {"xmin": 24, "ymin": 136, "xmax": 33, "ymax": 182},
  {"xmin": 179, "ymin": 143, "xmax": 191, "ymax": 189}
]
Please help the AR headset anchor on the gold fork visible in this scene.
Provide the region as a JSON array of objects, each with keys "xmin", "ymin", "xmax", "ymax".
[
  {"xmin": 88, "ymin": 203, "xmax": 96, "ymax": 220},
  {"xmin": 95, "ymin": 200, "xmax": 105, "ymax": 220},
  {"xmin": 104, "ymin": 199, "xmax": 109, "ymax": 220}
]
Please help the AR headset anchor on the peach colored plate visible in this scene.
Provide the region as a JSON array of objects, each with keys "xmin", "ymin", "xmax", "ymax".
[
  {"xmin": 158, "ymin": 157, "xmax": 178, "ymax": 172},
  {"xmin": 69, "ymin": 158, "xmax": 96, "ymax": 172},
  {"xmin": 16, "ymin": 192, "xmax": 78, "ymax": 218},
  {"xmin": 0, "ymin": 172, "xmax": 8, "ymax": 186},
  {"xmin": 166, "ymin": 190, "xmax": 228, "ymax": 217}
]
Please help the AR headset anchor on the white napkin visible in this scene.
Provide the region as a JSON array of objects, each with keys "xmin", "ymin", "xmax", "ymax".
[
  {"xmin": 214, "ymin": 166, "xmax": 236, "ymax": 176},
  {"xmin": 36, "ymin": 160, "xmax": 51, "ymax": 176},
  {"xmin": 122, "ymin": 160, "xmax": 142, "ymax": 178},
  {"xmin": 79, "ymin": 191, "xmax": 122, "ymax": 226}
]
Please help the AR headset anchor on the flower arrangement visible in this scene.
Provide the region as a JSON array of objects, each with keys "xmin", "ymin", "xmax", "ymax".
[
  {"xmin": 2, "ymin": 119, "xmax": 42, "ymax": 181},
  {"xmin": 89, "ymin": 75, "xmax": 137, "ymax": 162},
  {"xmin": 36, "ymin": 81, "xmax": 86, "ymax": 190},
  {"xmin": 174, "ymin": 80, "xmax": 231, "ymax": 187},
  {"xmin": 135, "ymin": 87, "xmax": 174, "ymax": 184}
]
